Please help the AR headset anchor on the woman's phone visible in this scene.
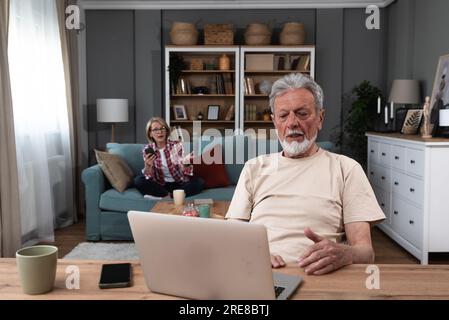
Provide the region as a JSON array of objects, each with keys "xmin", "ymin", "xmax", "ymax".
[
  {"xmin": 99, "ymin": 263, "xmax": 132, "ymax": 289},
  {"xmin": 145, "ymin": 146, "xmax": 155, "ymax": 156}
]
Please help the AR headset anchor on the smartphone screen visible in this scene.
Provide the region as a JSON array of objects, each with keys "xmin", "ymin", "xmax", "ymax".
[{"xmin": 99, "ymin": 263, "xmax": 132, "ymax": 289}]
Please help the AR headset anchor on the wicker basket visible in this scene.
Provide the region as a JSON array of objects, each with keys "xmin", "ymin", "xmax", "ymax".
[
  {"xmin": 204, "ymin": 24, "xmax": 234, "ymax": 45},
  {"xmin": 170, "ymin": 22, "xmax": 198, "ymax": 45},
  {"xmin": 244, "ymin": 23, "xmax": 271, "ymax": 45},
  {"xmin": 244, "ymin": 33, "xmax": 271, "ymax": 45},
  {"xmin": 280, "ymin": 22, "xmax": 305, "ymax": 45}
]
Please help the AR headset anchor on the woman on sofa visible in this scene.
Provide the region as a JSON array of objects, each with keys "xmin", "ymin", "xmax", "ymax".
[{"xmin": 134, "ymin": 117, "xmax": 204, "ymax": 198}]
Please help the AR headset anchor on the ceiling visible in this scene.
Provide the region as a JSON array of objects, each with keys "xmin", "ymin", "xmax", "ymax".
[{"xmin": 80, "ymin": 0, "xmax": 396, "ymax": 10}]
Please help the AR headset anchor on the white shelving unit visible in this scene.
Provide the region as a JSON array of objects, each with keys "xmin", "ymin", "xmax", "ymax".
[
  {"xmin": 239, "ymin": 46, "xmax": 315, "ymax": 134},
  {"xmin": 164, "ymin": 45, "xmax": 315, "ymax": 139}
]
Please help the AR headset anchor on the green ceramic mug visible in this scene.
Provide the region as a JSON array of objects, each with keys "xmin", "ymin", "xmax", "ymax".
[
  {"xmin": 198, "ymin": 204, "xmax": 210, "ymax": 218},
  {"xmin": 16, "ymin": 245, "xmax": 58, "ymax": 295}
]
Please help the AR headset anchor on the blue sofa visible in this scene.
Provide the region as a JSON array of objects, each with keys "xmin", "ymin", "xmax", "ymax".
[{"xmin": 82, "ymin": 136, "xmax": 333, "ymax": 240}]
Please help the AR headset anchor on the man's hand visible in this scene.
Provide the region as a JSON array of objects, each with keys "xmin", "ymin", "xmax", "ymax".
[
  {"xmin": 270, "ymin": 255, "xmax": 286, "ymax": 268},
  {"xmin": 297, "ymin": 228, "xmax": 353, "ymax": 275}
]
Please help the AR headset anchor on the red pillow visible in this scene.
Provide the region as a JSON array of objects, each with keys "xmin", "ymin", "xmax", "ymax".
[{"xmin": 193, "ymin": 144, "xmax": 230, "ymax": 189}]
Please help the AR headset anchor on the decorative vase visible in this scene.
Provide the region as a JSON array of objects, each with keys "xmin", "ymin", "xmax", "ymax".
[
  {"xmin": 258, "ymin": 80, "xmax": 272, "ymax": 95},
  {"xmin": 219, "ymin": 54, "xmax": 230, "ymax": 70}
]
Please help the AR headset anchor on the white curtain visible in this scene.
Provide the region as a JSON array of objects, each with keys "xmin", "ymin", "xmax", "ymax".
[{"xmin": 8, "ymin": 0, "xmax": 74, "ymax": 245}]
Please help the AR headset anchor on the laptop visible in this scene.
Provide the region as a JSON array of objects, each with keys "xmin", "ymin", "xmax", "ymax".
[{"xmin": 128, "ymin": 211, "xmax": 302, "ymax": 300}]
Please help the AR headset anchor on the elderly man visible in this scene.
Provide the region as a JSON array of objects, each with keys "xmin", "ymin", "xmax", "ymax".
[{"xmin": 226, "ymin": 73, "xmax": 385, "ymax": 275}]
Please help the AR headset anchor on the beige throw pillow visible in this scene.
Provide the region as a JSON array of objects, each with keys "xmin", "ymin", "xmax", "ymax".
[{"xmin": 95, "ymin": 150, "xmax": 134, "ymax": 192}]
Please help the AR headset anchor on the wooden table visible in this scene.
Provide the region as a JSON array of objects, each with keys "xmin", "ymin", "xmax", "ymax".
[
  {"xmin": 1, "ymin": 259, "xmax": 449, "ymax": 299},
  {"xmin": 151, "ymin": 200, "xmax": 230, "ymax": 219}
]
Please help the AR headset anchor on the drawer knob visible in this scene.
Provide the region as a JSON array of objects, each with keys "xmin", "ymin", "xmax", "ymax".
[
  {"xmin": 410, "ymin": 188, "xmax": 415, "ymax": 193},
  {"xmin": 370, "ymin": 150, "xmax": 374, "ymax": 153},
  {"xmin": 381, "ymin": 203, "xmax": 385, "ymax": 207},
  {"xmin": 394, "ymin": 211, "xmax": 398, "ymax": 215},
  {"xmin": 381, "ymin": 176, "xmax": 385, "ymax": 180},
  {"xmin": 394, "ymin": 181, "xmax": 399, "ymax": 186},
  {"xmin": 381, "ymin": 152, "xmax": 386, "ymax": 156},
  {"xmin": 409, "ymin": 220, "xmax": 414, "ymax": 225},
  {"xmin": 370, "ymin": 171, "xmax": 374, "ymax": 175},
  {"xmin": 410, "ymin": 160, "xmax": 415, "ymax": 164},
  {"xmin": 394, "ymin": 156, "xmax": 399, "ymax": 160}
]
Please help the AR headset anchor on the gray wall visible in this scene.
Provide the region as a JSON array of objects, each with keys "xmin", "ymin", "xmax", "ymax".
[
  {"xmin": 387, "ymin": 0, "xmax": 449, "ymax": 99},
  {"xmin": 86, "ymin": 8, "xmax": 389, "ymax": 160},
  {"xmin": 86, "ymin": 10, "xmax": 162, "ymax": 164}
]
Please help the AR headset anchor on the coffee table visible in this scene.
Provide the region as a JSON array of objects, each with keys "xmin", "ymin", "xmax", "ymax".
[{"xmin": 151, "ymin": 200, "xmax": 230, "ymax": 219}]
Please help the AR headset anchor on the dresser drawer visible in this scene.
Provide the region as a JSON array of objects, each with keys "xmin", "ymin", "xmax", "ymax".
[
  {"xmin": 378, "ymin": 143, "xmax": 391, "ymax": 167},
  {"xmin": 369, "ymin": 164, "xmax": 391, "ymax": 190},
  {"xmin": 368, "ymin": 140, "xmax": 379, "ymax": 165},
  {"xmin": 405, "ymin": 148, "xmax": 424, "ymax": 177},
  {"xmin": 391, "ymin": 197, "xmax": 422, "ymax": 249},
  {"xmin": 391, "ymin": 171, "xmax": 424, "ymax": 207},
  {"xmin": 391, "ymin": 145, "xmax": 406, "ymax": 170}
]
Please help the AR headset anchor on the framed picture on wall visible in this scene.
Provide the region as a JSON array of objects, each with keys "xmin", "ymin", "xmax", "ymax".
[
  {"xmin": 173, "ymin": 105, "xmax": 187, "ymax": 120},
  {"xmin": 207, "ymin": 105, "xmax": 220, "ymax": 120}
]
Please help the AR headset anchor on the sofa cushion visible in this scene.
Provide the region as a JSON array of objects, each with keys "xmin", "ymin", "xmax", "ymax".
[
  {"xmin": 95, "ymin": 150, "xmax": 134, "ymax": 192},
  {"xmin": 99, "ymin": 188, "xmax": 156, "ymax": 212},
  {"xmin": 194, "ymin": 144, "xmax": 231, "ymax": 188},
  {"xmin": 107, "ymin": 143, "xmax": 145, "ymax": 176}
]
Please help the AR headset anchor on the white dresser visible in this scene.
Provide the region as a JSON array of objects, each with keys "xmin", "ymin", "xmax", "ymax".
[{"xmin": 366, "ymin": 132, "xmax": 449, "ymax": 264}]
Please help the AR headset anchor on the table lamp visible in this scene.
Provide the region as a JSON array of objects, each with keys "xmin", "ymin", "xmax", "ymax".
[
  {"xmin": 388, "ymin": 79, "xmax": 421, "ymax": 132},
  {"xmin": 97, "ymin": 99, "xmax": 129, "ymax": 142}
]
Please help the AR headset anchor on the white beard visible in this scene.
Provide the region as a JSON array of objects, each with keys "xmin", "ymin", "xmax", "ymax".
[{"xmin": 280, "ymin": 133, "xmax": 317, "ymax": 157}]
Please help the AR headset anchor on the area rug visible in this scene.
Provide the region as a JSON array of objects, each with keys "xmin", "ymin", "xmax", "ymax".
[{"xmin": 63, "ymin": 242, "xmax": 139, "ymax": 260}]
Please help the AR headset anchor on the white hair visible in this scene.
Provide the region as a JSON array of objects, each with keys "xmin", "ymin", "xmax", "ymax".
[{"xmin": 269, "ymin": 73, "xmax": 324, "ymax": 114}]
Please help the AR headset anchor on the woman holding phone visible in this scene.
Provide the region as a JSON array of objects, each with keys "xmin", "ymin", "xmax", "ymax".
[{"xmin": 134, "ymin": 117, "xmax": 204, "ymax": 198}]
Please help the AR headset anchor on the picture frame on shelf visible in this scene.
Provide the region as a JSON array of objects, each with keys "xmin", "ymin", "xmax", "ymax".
[
  {"xmin": 173, "ymin": 105, "xmax": 187, "ymax": 120},
  {"xmin": 429, "ymin": 54, "xmax": 449, "ymax": 134},
  {"xmin": 401, "ymin": 109, "xmax": 423, "ymax": 135},
  {"xmin": 207, "ymin": 105, "xmax": 220, "ymax": 120}
]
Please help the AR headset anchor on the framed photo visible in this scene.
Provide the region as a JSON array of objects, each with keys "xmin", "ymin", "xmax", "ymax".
[
  {"xmin": 429, "ymin": 54, "xmax": 449, "ymax": 134},
  {"xmin": 207, "ymin": 105, "xmax": 220, "ymax": 120},
  {"xmin": 401, "ymin": 109, "xmax": 423, "ymax": 135},
  {"xmin": 173, "ymin": 105, "xmax": 187, "ymax": 120}
]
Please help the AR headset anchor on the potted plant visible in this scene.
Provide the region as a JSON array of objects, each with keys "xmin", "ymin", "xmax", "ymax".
[
  {"xmin": 335, "ymin": 81, "xmax": 384, "ymax": 169},
  {"xmin": 168, "ymin": 54, "xmax": 186, "ymax": 94}
]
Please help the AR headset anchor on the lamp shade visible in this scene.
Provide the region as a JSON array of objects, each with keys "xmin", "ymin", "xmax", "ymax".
[
  {"xmin": 388, "ymin": 80, "xmax": 421, "ymax": 104},
  {"xmin": 97, "ymin": 99, "xmax": 128, "ymax": 123}
]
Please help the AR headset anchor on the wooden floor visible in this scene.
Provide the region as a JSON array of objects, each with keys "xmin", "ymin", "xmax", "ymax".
[{"xmin": 51, "ymin": 220, "xmax": 449, "ymax": 264}]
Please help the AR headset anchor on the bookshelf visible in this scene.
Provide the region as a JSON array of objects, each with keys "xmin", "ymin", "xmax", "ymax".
[
  {"xmin": 164, "ymin": 45, "xmax": 315, "ymax": 139},
  {"xmin": 165, "ymin": 46, "xmax": 240, "ymax": 138},
  {"xmin": 239, "ymin": 46, "xmax": 315, "ymax": 136}
]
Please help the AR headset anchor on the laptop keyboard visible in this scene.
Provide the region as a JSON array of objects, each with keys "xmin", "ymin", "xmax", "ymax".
[{"xmin": 274, "ymin": 286, "xmax": 285, "ymax": 298}]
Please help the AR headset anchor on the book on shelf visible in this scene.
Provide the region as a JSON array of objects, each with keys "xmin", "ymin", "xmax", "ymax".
[
  {"xmin": 225, "ymin": 105, "xmax": 235, "ymax": 120},
  {"xmin": 245, "ymin": 77, "xmax": 255, "ymax": 95},
  {"xmin": 297, "ymin": 55, "xmax": 310, "ymax": 72},
  {"xmin": 245, "ymin": 104, "xmax": 258, "ymax": 121}
]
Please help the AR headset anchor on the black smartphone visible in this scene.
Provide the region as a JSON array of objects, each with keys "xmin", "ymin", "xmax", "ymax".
[
  {"xmin": 145, "ymin": 146, "xmax": 155, "ymax": 156},
  {"xmin": 99, "ymin": 263, "xmax": 132, "ymax": 289}
]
